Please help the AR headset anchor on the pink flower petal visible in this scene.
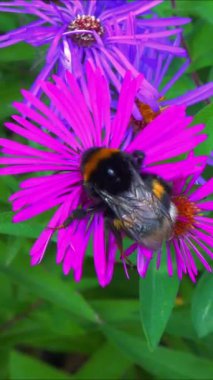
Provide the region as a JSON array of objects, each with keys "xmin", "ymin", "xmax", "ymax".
[
  {"xmin": 197, "ymin": 201, "xmax": 213, "ymax": 211},
  {"xmin": 137, "ymin": 246, "xmax": 153, "ymax": 277},
  {"xmin": 166, "ymin": 242, "xmax": 173, "ymax": 276},
  {"xmin": 190, "ymin": 178, "xmax": 213, "ymax": 202},
  {"xmin": 93, "ymin": 214, "xmax": 116, "ymax": 287},
  {"xmin": 186, "ymin": 238, "xmax": 212, "ymax": 272},
  {"xmin": 30, "ymin": 199, "xmax": 72, "ymax": 265},
  {"xmin": 110, "ymin": 72, "xmax": 143, "ymax": 148}
]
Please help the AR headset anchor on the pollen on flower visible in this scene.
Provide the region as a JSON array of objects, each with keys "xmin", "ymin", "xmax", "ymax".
[
  {"xmin": 68, "ymin": 15, "xmax": 104, "ymax": 47},
  {"xmin": 130, "ymin": 99, "xmax": 161, "ymax": 133},
  {"xmin": 137, "ymin": 99, "xmax": 161, "ymax": 124},
  {"xmin": 131, "ymin": 98, "xmax": 169, "ymax": 133},
  {"xmin": 172, "ymin": 195, "xmax": 200, "ymax": 236}
]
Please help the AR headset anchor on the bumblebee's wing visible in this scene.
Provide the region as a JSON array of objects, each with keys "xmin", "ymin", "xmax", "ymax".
[{"xmin": 96, "ymin": 169, "xmax": 173, "ymax": 247}]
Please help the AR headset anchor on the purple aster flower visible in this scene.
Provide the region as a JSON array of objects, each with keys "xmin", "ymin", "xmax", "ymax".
[
  {"xmin": 0, "ymin": 65, "xmax": 207, "ymax": 286},
  {"xmin": 136, "ymin": 40, "xmax": 213, "ymax": 110},
  {"xmin": 0, "ymin": 0, "xmax": 189, "ymax": 101},
  {"xmin": 130, "ymin": 31, "xmax": 213, "ymax": 127}
]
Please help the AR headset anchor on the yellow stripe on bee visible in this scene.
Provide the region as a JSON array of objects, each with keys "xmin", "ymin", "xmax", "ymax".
[
  {"xmin": 83, "ymin": 148, "xmax": 119, "ymax": 181},
  {"xmin": 152, "ymin": 179, "xmax": 165, "ymax": 200},
  {"xmin": 114, "ymin": 217, "xmax": 134, "ymax": 230}
]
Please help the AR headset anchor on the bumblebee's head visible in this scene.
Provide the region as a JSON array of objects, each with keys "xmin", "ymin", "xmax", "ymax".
[{"xmin": 81, "ymin": 147, "xmax": 132, "ymax": 195}]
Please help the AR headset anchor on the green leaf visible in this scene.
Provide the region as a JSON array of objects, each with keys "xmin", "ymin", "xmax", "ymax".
[
  {"xmin": 175, "ymin": 1, "xmax": 213, "ymax": 24},
  {"xmin": 10, "ymin": 351, "xmax": 72, "ymax": 380},
  {"xmin": 1, "ymin": 175, "xmax": 19, "ymax": 192},
  {"xmin": 91, "ymin": 299, "xmax": 139, "ymax": 324},
  {"xmin": 0, "ymin": 78, "xmax": 32, "ymax": 120},
  {"xmin": 74, "ymin": 343, "xmax": 132, "ymax": 380},
  {"xmin": 0, "ymin": 212, "xmax": 43, "ymax": 239},
  {"xmin": 139, "ymin": 251, "xmax": 180, "ymax": 349},
  {"xmin": 0, "ymin": 43, "xmax": 35, "ymax": 63},
  {"xmin": 192, "ymin": 273, "xmax": 213, "ymax": 338},
  {"xmin": 193, "ymin": 104, "xmax": 213, "ymax": 157},
  {"xmin": 192, "ymin": 1, "xmax": 213, "ymax": 25},
  {"xmin": 162, "ymin": 73, "xmax": 195, "ymax": 101},
  {"xmin": 4, "ymin": 238, "xmax": 22, "ymax": 267},
  {"xmin": 0, "ymin": 350, "xmax": 9, "ymax": 379},
  {"xmin": 166, "ymin": 307, "xmax": 213, "ymax": 360},
  {"xmin": 188, "ymin": 21, "xmax": 213, "ymax": 72},
  {"xmin": 0, "ymin": 269, "xmax": 15, "ymax": 319},
  {"xmin": 0, "ymin": 315, "xmax": 84, "ymax": 349},
  {"xmin": 0, "ymin": 14, "xmax": 18, "ymax": 31},
  {"xmin": 166, "ymin": 307, "xmax": 198, "ymax": 341},
  {"xmin": 0, "ymin": 257, "xmax": 99, "ymax": 324},
  {"xmin": 103, "ymin": 325, "xmax": 213, "ymax": 380}
]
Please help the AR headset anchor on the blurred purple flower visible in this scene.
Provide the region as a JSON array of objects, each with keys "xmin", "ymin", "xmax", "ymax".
[
  {"xmin": 0, "ymin": 0, "xmax": 189, "ymax": 101},
  {"xmin": 0, "ymin": 65, "xmax": 207, "ymax": 286}
]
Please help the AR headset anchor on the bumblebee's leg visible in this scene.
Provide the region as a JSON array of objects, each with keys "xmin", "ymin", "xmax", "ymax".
[
  {"xmin": 132, "ymin": 150, "xmax": 145, "ymax": 169},
  {"xmin": 49, "ymin": 206, "xmax": 98, "ymax": 231},
  {"xmin": 108, "ymin": 220, "xmax": 134, "ymax": 268}
]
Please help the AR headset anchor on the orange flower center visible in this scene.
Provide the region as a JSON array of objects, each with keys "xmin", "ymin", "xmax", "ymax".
[
  {"xmin": 172, "ymin": 195, "xmax": 199, "ymax": 236},
  {"xmin": 69, "ymin": 15, "xmax": 104, "ymax": 47}
]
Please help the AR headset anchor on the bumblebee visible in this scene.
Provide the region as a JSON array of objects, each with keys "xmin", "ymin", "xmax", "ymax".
[{"xmin": 57, "ymin": 148, "xmax": 177, "ymax": 253}]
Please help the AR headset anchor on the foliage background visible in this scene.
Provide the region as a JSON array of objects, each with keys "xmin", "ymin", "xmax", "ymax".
[{"xmin": 0, "ymin": 1, "xmax": 213, "ymax": 379}]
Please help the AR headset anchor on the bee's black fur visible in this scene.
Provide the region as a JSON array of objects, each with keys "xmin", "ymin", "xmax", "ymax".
[{"xmin": 88, "ymin": 152, "xmax": 132, "ymax": 195}]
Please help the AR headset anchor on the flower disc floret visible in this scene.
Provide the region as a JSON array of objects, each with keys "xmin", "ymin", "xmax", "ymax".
[
  {"xmin": 68, "ymin": 14, "xmax": 104, "ymax": 47},
  {"xmin": 173, "ymin": 195, "xmax": 200, "ymax": 236}
]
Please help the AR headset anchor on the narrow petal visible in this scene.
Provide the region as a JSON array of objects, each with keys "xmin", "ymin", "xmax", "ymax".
[
  {"xmin": 190, "ymin": 178, "xmax": 213, "ymax": 202},
  {"xmin": 166, "ymin": 242, "xmax": 173, "ymax": 276},
  {"xmin": 196, "ymin": 201, "xmax": 213, "ymax": 211},
  {"xmin": 13, "ymin": 194, "xmax": 70, "ymax": 223},
  {"xmin": 163, "ymin": 83, "xmax": 213, "ymax": 107},
  {"xmin": 191, "ymin": 229, "xmax": 213, "ymax": 248},
  {"xmin": 62, "ymin": 219, "xmax": 91, "ymax": 282},
  {"xmin": 13, "ymin": 99, "xmax": 78, "ymax": 150},
  {"xmin": 189, "ymin": 234, "xmax": 213, "ymax": 260},
  {"xmin": 145, "ymin": 155, "xmax": 207, "ymax": 181},
  {"xmin": 195, "ymin": 216, "xmax": 213, "ymax": 225},
  {"xmin": 101, "ymin": 0, "xmax": 162, "ymax": 21},
  {"xmin": 93, "ymin": 214, "xmax": 116, "ymax": 287},
  {"xmin": 126, "ymin": 105, "xmax": 187, "ymax": 153},
  {"xmin": 56, "ymin": 191, "xmax": 80, "ymax": 264},
  {"xmin": 30, "ymin": 198, "xmax": 74, "ymax": 265},
  {"xmin": 179, "ymin": 239, "xmax": 198, "ymax": 281},
  {"xmin": 110, "ymin": 72, "xmax": 143, "ymax": 148},
  {"xmin": 41, "ymin": 82, "xmax": 93, "ymax": 148},
  {"xmin": 186, "ymin": 238, "xmax": 212, "ymax": 272},
  {"xmin": 173, "ymin": 239, "xmax": 185, "ymax": 278},
  {"xmin": 137, "ymin": 246, "xmax": 153, "ymax": 277}
]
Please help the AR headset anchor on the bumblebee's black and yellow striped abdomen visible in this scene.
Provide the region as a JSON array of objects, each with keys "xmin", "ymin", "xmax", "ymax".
[{"xmin": 141, "ymin": 174, "xmax": 172, "ymax": 210}]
